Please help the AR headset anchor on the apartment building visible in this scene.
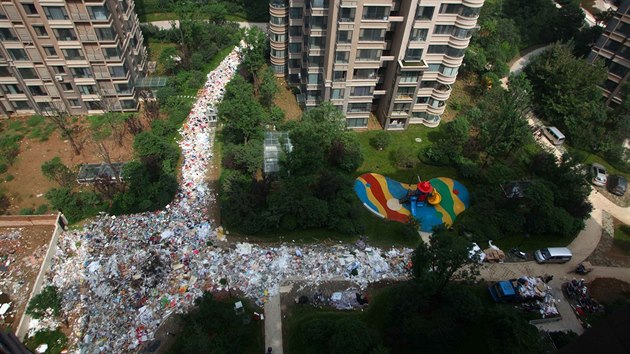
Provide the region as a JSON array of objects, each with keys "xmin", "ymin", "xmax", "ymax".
[
  {"xmin": 0, "ymin": 0, "xmax": 146, "ymax": 117},
  {"xmin": 269, "ymin": 0, "xmax": 484, "ymax": 129},
  {"xmin": 588, "ymin": 1, "xmax": 630, "ymax": 107}
]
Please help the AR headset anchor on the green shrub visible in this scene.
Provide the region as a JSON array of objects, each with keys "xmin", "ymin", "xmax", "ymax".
[
  {"xmin": 24, "ymin": 329, "xmax": 68, "ymax": 354},
  {"xmin": 35, "ymin": 204, "xmax": 49, "ymax": 214},
  {"xmin": 5, "ymin": 175, "xmax": 14, "ymax": 182},
  {"xmin": 26, "ymin": 286, "xmax": 61, "ymax": 319},
  {"xmin": 0, "ymin": 163, "xmax": 7, "ymax": 174},
  {"xmin": 369, "ymin": 131, "xmax": 392, "ymax": 150},
  {"xmin": 19, "ymin": 208, "xmax": 34, "ymax": 215},
  {"xmin": 392, "ymin": 147, "xmax": 418, "ymax": 169},
  {"xmin": 26, "ymin": 115, "xmax": 46, "ymax": 127}
]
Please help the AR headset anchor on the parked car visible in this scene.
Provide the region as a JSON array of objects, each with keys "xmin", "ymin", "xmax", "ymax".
[
  {"xmin": 541, "ymin": 126, "xmax": 566, "ymax": 146},
  {"xmin": 607, "ymin": 175, "xmax": 628, "ymax": 196},
  {"xmin": 534, "ymin": 247, "xmax": 572, "ymax": 264},
  {"xmin": 590, "ymin": 163, "xmax": 608, "ymax": 187}
]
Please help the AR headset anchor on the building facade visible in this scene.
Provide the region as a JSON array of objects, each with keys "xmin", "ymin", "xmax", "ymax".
[
  {"xmin": 0, "ymin": 0, "xmax": 146, "ymax": 117},
  {"xmin": 269, "ymin": 0, "xmax": 484, "ymax": 129},
  {"xmin": 588, "ymin": 1, "xmax": 630, "ymax": 107}
]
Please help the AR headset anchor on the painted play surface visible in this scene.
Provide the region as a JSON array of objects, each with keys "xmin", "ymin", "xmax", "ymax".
[{"xmin": 354, "ymin": 173, "xmax": 470, "ymax": 232}]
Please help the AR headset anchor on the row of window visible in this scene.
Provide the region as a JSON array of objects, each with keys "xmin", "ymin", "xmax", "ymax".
[
  {"xmin": 0, "ymin": 26, "xmax": 116, "ymax": 42},
  {"xmin": 1, "ymin": 81, "xmax": 132, "ymax": 96},
  {"xmin": 0, "ymin": 64, "xmax": 128, "ymax": 79},
  {"xmin": 7, "ymin": 98, "xmax": 136, "ymax": 111},
  {"xmin": 5, "ymin": 46, "xmax": 121, "ymax": 61},
  {"xmin": 416, "ymin": 4, "xmax": 481, "ymax": 21},
  {"xmin": 16, "ymin": 3, "xmax": 111, "ymax": 21}
]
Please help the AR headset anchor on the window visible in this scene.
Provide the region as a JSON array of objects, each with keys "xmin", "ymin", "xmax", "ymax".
[
  {"xmin": 28, "ymin": 86, "xmax": 46, "ymax": 96},
  {"xmin": 108, "ymin": 66, "xmax": 127, "ymax": 78},
  {"xmin": 434, "ymin": 25, "xmax": 452, "ymax": 35},
  {"xmin": 54, "ymin": 28, "xmax": 77, "ymax": 41},
  {"xmin": 62, "ymin": 48, "xmax": 84, "ymax": 60},
  {"xmin": 43, "ymin": 6, "xmax": 68, "ymax": 20},
  {"xmin": 85, "ymin": 101, "xmax": 102, "ymax": 110},
  {"xmin": 289, "ymin": 8, "xmax": 302, "ymax": 19},
  {"xmin": 120, "ymin": 99, "xmax": 137, "ymax": 109},
  {"xmin": 0, "ymin": 8, "xmax": 7, "ymax": 20},
  {"xmin": 87, "ymin": 6, "xmax": 109, "ymax": 20},
  {"xmin": 309, "ymin": 36, "xmax": 324, "ymax": 49},
  {"xmin": 392, "ymin": 103, "xmax": 410, "ymax": 114},
  {"xmin": 307, "ymin": 90, "xmax": 321, "ymax": 101},
  {"xmin": 410, "ymin": 28, "xmax": 428, "ymax": 42},
  {"xmin": 427, "ymin": 45, "xmax": 465, "ymax": 58},
  {"xmin": 308, "ymin": 73, "xmax": 321, "ymax": 85},
  {"xmin": 420, "ymin": 80, "xmax": 436, "ymax": 88},
  {"xmin": 289, "ymin": 59, "xmax": 300, "ymax": 68},
  {"xmin": 22, "ymin": 4, "xmax": 38, "ymax": 15},
  {"xmin": 362, "ymin": 6, "xmax": 389, "ymax": 20},
  {"xmin": 439, "ymin": 4, "xmax": 480, "ymax": 18},
  {"xmin": 396, "ymin": 87, "xmax": 415, "ymax": 99},
  {"xmin": 331, "ymin": 88, "xmax": 344, "ymax": 99},
  {"xmin": 347, "ymin": 118, "xmax": 368, "ymax": 128},
  {"xmin": 0, "ymin": 66, "xmax": 10, "ymax": 77},
  {"xmin": 289, "ymin": 26, "xmax": 302, "ymax": 36},
  {"xmin": 288, "ymin": 43, "xmax": 301, "ymax": 53},
  {"xmin": 12, "ymin": 101, "xmax": 31, "ymax": 110},
  {"xmin": 2, "ymin": 84, "xmax": 23, "ymax": 94},
  {"xmin": 333, "ymin": 71, "xmax": 346, "ymax": 82},
  {"xmin": 428, "ymin": 98, "xmax": 445, "ymax": 108},
  {"xmin": 95, "ymin": 27, "xmax": 115, "ymax": 41},
  {"xmin": 119, "ymin": 0, "xmax": 129, "ymax": 13},
  {"xmin": 78, "ymin": 85, "xmax": 97, "ymax": 95},
  {"xmin": 19, "ymin": 68, "xmax": 38, "ymax": 80},
  {"xmin": 348, "ymin": 102, "xmax": 370, "ymax": 112},
  {"xmin": 271, "ymin": 49, "xmax": 286, "ymax": 58},
  {"xmin": 609, "ymin": 61, "xmax": 630, "ymax": 78},
  {"xmin": 416, "ymin": 6, "xmax": 434, "ymax": 20},
  {"xmin": 308, "ymin": 56, "xmax": 323, "ymax": 67},
  {"xmin": 359, "ymin": 29, "xmax": 384, "ymax": 42},
  {"xmin": 441, "ymin": 66, "xmax": 458, "ymax": 77},
  {"xmin": 33, "ymin": 25, "xmax": 48, "ymax": 37},
  {"xmin": 311, "ymin": 16, "xmax": 326, "ymax": 29},
  {"xmin": 61, "ymin": 83, "xmax": 73, "ymax": 91},
  {"xmin": 272, "ymin": 33, "xmax": 286, "ymax": 42},
  {"xmin": 312, "ymin": 0, "xmax": 329, "ymax": 8},
  {"xmin": 68, "ymin": 99, "xmax": 81, "ymax": 107},
  {"xmin": 335, "ymin": 51, "xmax": 349, "ymax": 63},
  {"xmin": 37, "ymin": 102, "xmax": 52, "ymax": 111},
  {"xmin": 453, "ymin": 27, "xmax": 472, "ymax": 39},
  {"xmin": 339, "ymin": 7, "xmax": 355, "ymax": 22},
  {"xmin": 400, "ymin": 71, "xmax": 420, "ymax": 83},
  {"xmin": 405, "ymin": 48, "xmax": 423, "ymax": 61},
  {"xmin": 337, "ymin": 30, "xmax": 352, "ymax": 44},
  {"xmin": 273, "ymin": 64, "xmax": 285, "ymax": 74},
  {"xmin": 271, "ymin": 15, "xmax": 286, "ymax": 25},
  {"xmin": 102, "ymin": 47, "xmax": 120, "ymax": 59},
  {"xmin": 416, "ymin": 96, "xmax": 429, "ymax": 104},
  {"xmin": 353, "ymin": 69, "xmax": 377, "ymax": 80},
  {"xmin": 351, "ymin": 86, "xmax": 373, "ymax": 96},
  {"xmin": 71, "ymin": 67, "xmax": 93, "ymax": 78},
  {"xmin": 114, "ymin": 84, "xmax": 131, "ymax": 95},
  {"xmin": 0, "ymin": 28, "xmax": 18, "ymax": 41},
  {"xmin": 7, "ymin": 49, "xmax": 29, "ymax": 61},
  {"xmin": 356, "ymin": 49, "xmax": 381, "ymax": 61}
]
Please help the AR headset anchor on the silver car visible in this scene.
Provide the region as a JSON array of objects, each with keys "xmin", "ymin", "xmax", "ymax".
[{"xmin": 590, "ymin": 163, "xmax": 608, "ymax": 187}]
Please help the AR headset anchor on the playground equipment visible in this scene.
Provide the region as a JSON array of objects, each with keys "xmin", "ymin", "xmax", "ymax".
[{"xmin": 354, "ymin": 173, "xmax": 469, "ymax": 232}]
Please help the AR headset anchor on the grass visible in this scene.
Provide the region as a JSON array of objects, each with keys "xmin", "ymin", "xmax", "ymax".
[
  {"xmin": 147, "ymin": 42, "xmax": 178, "ymax": 75},
  {"xmin": 354, "ymin": 125, "xmax": 459, "ymax": 183},
  {"xmin": 143, "ymin": 12, "xmax": 177, "ymax": 22},
  {"xmin": 489, "ymin": 232, "xmax": 576, "ymax": 253},
  {"xmin": 24, "ymin": 329, "xmax": 68, "ymax": 354},
  {"xmin": 203, "ymin": 45, "xmax": 237, "ymax": 73},
  {"xmin": 614, "ymin": 223, "xmax": 630, "ymax": 255},
  {"xmin": 566, "ymin": 145, "xmax": 630, "ymax": 178}
]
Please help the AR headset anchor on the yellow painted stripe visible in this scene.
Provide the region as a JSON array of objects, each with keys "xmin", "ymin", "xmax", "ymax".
[
  {"xmin": 434, "ymin": 203, "xmax": 453, "ymax": 227},
  {"xmin": 438, "ymin": 178, "xmax": 466, "ymax": 216}
]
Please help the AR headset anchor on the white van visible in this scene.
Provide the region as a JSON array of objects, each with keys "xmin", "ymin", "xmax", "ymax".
[
  {"xmin": 534, "ymin": 247, "xmax": 572, "ymax": 264},
  {"xmin": 542, "ymin": 126, "xmax": 565, "ymax": 146}
]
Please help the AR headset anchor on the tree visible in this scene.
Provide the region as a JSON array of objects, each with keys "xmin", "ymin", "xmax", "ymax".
[
  {"xmin": 158, "ymin": 46, "xmax": 180, "ymax": 74},
  {"xmin": 26, "ymin": 285, "xmax": 61, "ymax": 319},
  {"xmin": 242, "ymin": 27, "xmax": 268, "ymax": 90},
  {"xmin": 259, "ymin": 66, "xmax": 279, "ymax": 108},
  {"xmin": 218, "ymin": 75, "xmax": 266, "ymax": 144},
  {"xmin": 411, "ymin": 228, "xmax": 480, "ymax": 296},
  {"xmin": 41, "ymin": 157, "xmax": 75, "ymax": 188},
  {"xmin": 45, "ymin": 102, "xmax": 84, "ymax": 155},
  {"xmin": 369, "ymin": 131, "xmax": 391, "ymax": 150}
]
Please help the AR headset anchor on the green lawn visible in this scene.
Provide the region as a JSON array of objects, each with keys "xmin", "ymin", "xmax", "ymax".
[
  {"xmin": 488, "ymin": 232, "xmax": 576, "ymax": 253},
  {"xmin": 566, "ymin": 145, "xmax": 630, "ymax": 179},
  {"xmin": 143, "ymin": 12, "xmax": 177, "ymax": 22},
  {"xmin": 147, "ymin": 42, "xmax": 177, "ymax": 75},
  {"xmin": 354, "ymin": 125, "xmax": 459, "ymax": 182}
]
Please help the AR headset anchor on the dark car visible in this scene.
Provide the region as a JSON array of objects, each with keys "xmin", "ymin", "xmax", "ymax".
[{"xmin": 607, "ymin": 175, "xmax": 627, "ymax": 196}]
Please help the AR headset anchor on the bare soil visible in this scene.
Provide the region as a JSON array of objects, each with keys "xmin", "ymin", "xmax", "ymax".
[
  {"xmin": 587, "ymin": 218, "xmax": 630, "ymax": 267},
  {"xmin": 0, "ymin": 225, "xmax": 55, "ymax": 331},
  {"xmin": 588, "ymin": 278, "xmax": 630, "ymax": 305},
  {"xmin": 1, "ymin": 118, "xmax": 136, "ymax": 214},
  {"xmin": 274, "ymin": 78, "xmax": 302, "ymax": 121}
]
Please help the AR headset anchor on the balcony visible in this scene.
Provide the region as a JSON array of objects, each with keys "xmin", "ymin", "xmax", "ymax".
[
  {"xmin": 398, "ymin": 59, "xmax": 428, "ymax": 70},
  {"xmin": 79, "ymin": 34, "xmax": 98, "ymax": 42},
  {"xmin": 270, "ymin": 0, "xmax": 288, "ymax": 9},
  {"xmin": 70, "ymin": 12, "xmax": 91, "ymax": 21}
]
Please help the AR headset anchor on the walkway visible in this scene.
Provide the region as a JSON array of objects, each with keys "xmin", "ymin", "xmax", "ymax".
[
  {"xmin": 264, "ymin": 294, "xmax": 283, "ymax": 354},
  {"xmin": 144, "ymin": 19, "xmax": 268, "ymax": 32}
]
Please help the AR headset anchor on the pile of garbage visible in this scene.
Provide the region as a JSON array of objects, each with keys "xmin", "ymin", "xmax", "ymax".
[
  {"xmin": 32, "ymin": 45, "xmax": 414, "ymax": 353},
  {"xmin": 516, "ymin": 276, "xmax": 560, "ymax": 318},
  {"xmin": 565, "ymin": 279, "xmax": 604, "ymax": 315}
]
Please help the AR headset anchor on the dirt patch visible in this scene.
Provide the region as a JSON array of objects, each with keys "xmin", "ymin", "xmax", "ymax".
[
  {"xmin": 1, "ymin": 117, "xmax": 136, "ymax": 214},
  {"xmin": 587, "ymin": 216, "xmax": 630, "ymax": 267},
  {"xmin": 588, "ymin": 278, "xmax": 630, "ymax": 305},
  {"xmin": 0, "ymin": 225, "xmax": 55, "ymax": 331},
  {"xmin": 593, "ymin": 184, "xmax": 630, "ymax": 207},
  {"xmin": 273, "ymin": 78, "xmax": 302, "ymax": 121}
]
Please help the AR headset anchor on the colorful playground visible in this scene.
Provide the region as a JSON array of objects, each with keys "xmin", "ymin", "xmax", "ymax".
[{"xmin": 354, "ymin": 173, "xmax": 470, "ymax": 232}]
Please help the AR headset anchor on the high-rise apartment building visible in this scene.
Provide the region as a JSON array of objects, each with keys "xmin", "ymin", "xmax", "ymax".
[
  {"xmin": 588, "ymin": 1, "xmax": 630, "ymax": 107},
  {"xmin": 0, "ymin": 0, "xmax": 146, "ymax": 117},
  {"xmin": 270, "ymin": 0, "xmax": 484, "ymax": 129}
]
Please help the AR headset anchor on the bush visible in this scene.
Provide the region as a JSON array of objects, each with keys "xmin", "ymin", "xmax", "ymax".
[
  {"xmin": 392, "ymin": 147, "xmax": 418, "ymax": 169},
  {"xmin": 0, "ymin": 163, "xmax": 7, "ymax": 174},
  {"xmin": 19, "ymin": 208, "xmax": 34, "ymax": 215},
  {"xmin": 5, "ymin": 175, "xmax": 14, "ymax": 182},
  {"xmin": 369, "ymin": 131, "xmax": 392, "ymax": 150},
  {"xmin": 24, "ymin": 329, "xmax": 68, "ymax": 354},
  {"xmin": 26, "ymin": 286, "xmax": 61, "ymax": 319},
  {"xmin": 26, "ymin": 115, "xmax": 46, "ymax": 127},
  {"xmin": 35, "ymin": 204, "xmax": 49, "ymax": 214}
]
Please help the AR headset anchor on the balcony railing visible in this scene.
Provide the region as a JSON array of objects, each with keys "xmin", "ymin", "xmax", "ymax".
[{"xmin": 70, "ymin": 12, "xmax": 90, "ymax": 21}]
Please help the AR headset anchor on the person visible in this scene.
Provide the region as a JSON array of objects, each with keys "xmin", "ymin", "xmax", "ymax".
[{"xmin": 267, "ymin": 347, "xmax": 273, "ymax": 354}]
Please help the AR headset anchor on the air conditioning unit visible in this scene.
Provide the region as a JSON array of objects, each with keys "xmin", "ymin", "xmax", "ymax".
[{"xmin": 55, "ymin": 75, "xmax": 64, "ymax": 82}]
